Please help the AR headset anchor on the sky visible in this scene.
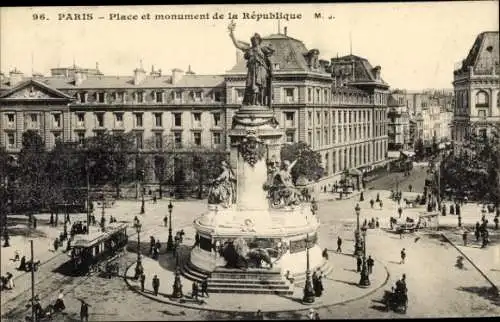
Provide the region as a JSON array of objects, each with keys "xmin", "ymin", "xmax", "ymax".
[{"xmin": 0, "ymin": 2, "xmax": 498, "ymax": 91}]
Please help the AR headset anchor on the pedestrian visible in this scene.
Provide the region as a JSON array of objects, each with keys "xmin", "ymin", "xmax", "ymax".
[
  {"xmin": 152, "ymin": 275, "xmax": 160, "ymax": 296},
  {"xmin": 375, "ymin": 218, "xmax": 380, "ymax": 228},
  {"xmin": 79, "ymin": 299, "xmax": 90, "ymax": 322},
  {"xmin": 163, "ymin": 216, "xmax": 168, "ymax": 227},
  {"xmin": 33, "ymin": 216, "xmax": 37, "ymax": 229},
  {"xmin": 462, "ymin": 230, "xmax": 468, "ymax": 246},
  {"xmin": 450, "ymin": 204, "xmax": 455, "ymax": 215},
  {"xmin": 256, "ymin": 309, "xmax": 264, "ymax": 320},
  {"xmin": 192, "ymin": 281, "xmax": 199, "ymax": 301},
  {"xmin": 313, "ymin": 272, "xmax": 324, "ymax": 297},
  {"xmin": 54, "ymin": 238, "xmax": 59, "ymax": 251},
  {"xmin": 153, "ymin": 194, "xmax": 157, "ymax": 204},
  {"xmin": 376, "ymin": 193, "xmax": 380, "ymax": 202},
  {"xmin": 18, "ymin": 256, "xmax": 26, "ymax": 271},
  {"xmin": 314, "ymin": 312, "xmax": 320, "ymax": 320},
  {"xmin": 150, "ymin": 236, "xmax": 155, "ymax": 255},
  {"xmin": 50, "ymin": 213, "xmax": 54, "ymax": 226},
  {"xmin": 367, "ymin": 255, "xmax": 374, "ymax": 274},
  {"xmin": 66, "ymin": 213, "xmax": 71, "ymax": 224},
  {"xmin": 494, "ymin": 216, "xmax": 499, "ymax": 230},
  {"xmin": 379, "ymin": 200, "xmax": 383, "ymax": 209},
  {"xmin": 398, "ymin": 207, "xmax": 403, "ymax": 218},
  {"xmin": 441, "ymin": 204, "xmax": 447, "ymax": 216},
  {"xmin": 201, "ymin": 278, "xmax": 209, "ymax": 298},
  {"xmin": 140, "ymin": 272, "xmax": 146, "ymax": 292},
  {"xmin": 370, "ymin": 199, "xmax": 374, "ymax": 209},
  {"xmin": 408, "ymin": 184, "xmax": 412, "ymax": 192},
  {"xmin": 356, "ymin": 256, "xmax": 362, "ymax": 272},
  {"xmin": 322, "ymin": 247, "xmax": 329, "ymax": 260},
  {"xmin": 456, "ymin": 203, "xmax": 461, "ymax": 216},
  {"xmin": 400, "ymin": 248, "xmax": 406, "ymax": 264}
]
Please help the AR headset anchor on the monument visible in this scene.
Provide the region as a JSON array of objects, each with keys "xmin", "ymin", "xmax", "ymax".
[{"xmin": 183, "ymin": 22, "xmax": 328, "ymax": 294}]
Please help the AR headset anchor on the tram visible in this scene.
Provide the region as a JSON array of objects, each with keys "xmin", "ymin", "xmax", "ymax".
[{"xmin": 69, "ymin": 223, "xmax": 128, "ymax": 275}]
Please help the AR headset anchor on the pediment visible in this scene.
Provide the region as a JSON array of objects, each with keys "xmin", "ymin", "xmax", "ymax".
[{"xmin": 0, "ymin": 80, "xmax": 72, "ymax": 101}]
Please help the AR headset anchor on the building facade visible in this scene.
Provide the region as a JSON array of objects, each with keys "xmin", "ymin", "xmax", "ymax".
[
  {"xmin": 0, "ymin": 30, "xmax": 390, "ymax": 188},
  {"xmin": 387, "ymin": 90, "xmax": 411, "ymax": 151},
  {"xmin": 452, "ymin": 31, "xmax": 500, "ymax": 142}
]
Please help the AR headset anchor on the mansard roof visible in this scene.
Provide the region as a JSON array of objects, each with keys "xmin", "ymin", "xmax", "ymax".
[{"xmin": 456, "ymin": 31, "xmax": 499, "ymax": 74}]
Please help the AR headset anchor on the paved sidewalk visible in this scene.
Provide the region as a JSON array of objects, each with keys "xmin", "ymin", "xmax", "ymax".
[{"xmin": 124, "ymin": 251, "xmax": 389, "ymax": 313}]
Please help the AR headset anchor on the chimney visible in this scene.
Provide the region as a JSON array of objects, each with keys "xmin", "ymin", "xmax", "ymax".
[
  {"xmin": 171, "ymin": 68, "xmax": 184, "ymax": 85},
  {"xmin": 186, "ymin": 65, "xmax": 195, "ymax": 75},
  {"xmin": 284, "ymin": 27, "xmax": 288, "ymax": 36},
  {"xmin": 96, "ymin": 62, "xmax": 100, "ymax": 71},
  {"xmin": 236, "ymin": 51, "xmax": 244, "ymax": 64},
  {"xmin": 74, "ymin": 69, "xmax": 87, "ymax": 86},
  {"xmin": 373, "ymin": 66, "xmax": 381, "ymax": 80},
  {"xmin": 133, "ymin": 67, "xmax": 146, "ymax": 85},
  {"xmin": 9, "ymin": 68, "xmax": 24, "ymax": 86}
]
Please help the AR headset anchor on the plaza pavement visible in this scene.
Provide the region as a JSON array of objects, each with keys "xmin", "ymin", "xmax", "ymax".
[{"xmin": 124, "ymin": 250, "xmax": 389, "ymax": 313}]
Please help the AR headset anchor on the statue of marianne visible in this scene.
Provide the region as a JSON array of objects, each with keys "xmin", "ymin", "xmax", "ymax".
[
  {"xmin": 208, "ymin": 160, "xmax": 237, "ymax": 207},
  {"xmin": 228, "ymin": 20, "xmax": 274, "ymax": 107}
]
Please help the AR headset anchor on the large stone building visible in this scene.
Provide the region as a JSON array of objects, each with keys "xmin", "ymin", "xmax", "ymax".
[
  {"xmin": 0, "ymin": 30, "xmax": 389, "ymax": 189},
  {"xmin": 387, "ymin": 90, "xmax": 411, "ymax": 151},
  {"xmin": 452, "ymin": 31, "xmax": 500, "ymax": 141}
]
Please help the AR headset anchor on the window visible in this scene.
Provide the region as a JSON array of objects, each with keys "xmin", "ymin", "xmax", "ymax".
[
  {"xmin": 6, "ymin": 114, "xmax": 15, "ymax": 128},
  {"xmin": 284, "ymin": 88, "xmax": 294, "ymax": 103},
  {"xmin": 332, "ymin": 127, "xmax": 336, "ymax": 143},
  {"xmin": 174, "ymin": 132, "xmax": 182, "ymax": 148},
  {"xmin": 273, "ymin": 63, "xmax": 280, "ymax": 70},
  {"xmin": 155, "ymin": 92, "xmax": 163, "ymax": 103},
  {"xmin": 353, "ymin": 111, "xmax": 357, "ymax": 123},
  {"xmin": 316, "ymin": 88, "xmax": 321, "ymax": 103},
  {"xmin": 213, "ymin": 91, "xmax": 222, "ymax": 102},
  {"xmin": 236, "ymin": 88, "xmax": 245, "ymax": 103},
  {"xmin": 316, "ymin": 130, "xmax": 321, "ymax": 147},
  {"xmin": 349, "ymin": 111, "xmax": 352, "ymax": 123},
  {"xmin": 136, "ymin": 92, "xmax": 144, "ymax": 103},
  {"xmin": 115, "ymin": 92, "xmax": 124, "ymax": 103},
  {"xmin": 7, "ymin": 133, "xmax": 15, "ymax": 148},
  {"xmin": 174, "ymin": 91, "xmax": 182, "ymax": 102},
  {"xmin": 316, "ymin": 111, "xmax": 321, "ymax": 125},
  {"xmin": 77, "ymin": 132, "xmax": 85, "ymax": 145},
  {"xmin": 344, "ymin": 111, "xmax": 347, "ymax": 123},
  {"xmin": 308, "ymin": 111, "xmax": 313, "ymax": 127},
  {"xmin": 193, "ymin": 132, "xmax": 202, "ymax": 146},
  {"xmin": 193, "ymin": 113, "xmax": 202, "ymax": 127},
  {"xmin": 134, "ymin": 113, "xmax": 143, "ymax": 127},
  {"xmin": 97, "ymin": 92, "xmax": 105, "ymax": 103},
  {"xmin": 96, "ymin": 113, "xmax": 104, "ymax": 127},
  {"xmin": 115, "ymin": 113, "xmax": 124, "ymax": 128},
  {"xmin": 53, "ymin": 132, "xmax": 61, "ymax": 143},
  {"xmin": 77, "ymin": 113, "xmax": 85, "ymax": 127},
  {"xmin": 173, "ymin": 113, "xmax": 182, "ymax": 127},
  {"xmin": 154, "ymin": 133, "xmax": 163, "ymax": 149},
  {"xmin": 213, "ymin": 132, "xmax": 221, "ymax": 145},
  {"xmin": 478, "ymin": 109, "xmax": 487, "ymax": 118},
  {"xmin": 79, "ymin": 92, "xmax": 86, "ymax": 103},
  {"xmin": 325, "ymin": 153, "xmax": 329, "ymax": 175},
  {"xmin": 135, "ymin": 132, "xmax": 143, "ymax": 149},
  {"xmin": 308, "ymin": 88, "xmax": 312, "ymax": 102},
  {"xmin": 194, "ymin": 91, "xmax": 202, "ymax": 102},
  {"xmin": 51, "ymin": 113, "xmax": 61, "ymax": 128},
  {"xmin": 324, "ymin": 89, "xmax": 329, "ymax": 103},
  {"xmin": 29, "ymin": 113, "xmax": 38, "ymax": 129},
  {"xmin": 285, "ymin": 112, "xmax": 294, "ymax": 127},
  {"xmin": 476, "ymin": 91, "xmax": 489, "ymax": 107},
  {"xmin": 308, "ymin": 132, "xmax": 312, "ymax": 145},
  {"xmin": 324, "ymin": 111, "xmax": 329, "ymax": 126},
  {"xmin": 286, "ymin": 131, "xmax": 295, "ymax": 143},
  {"xmin": 324, "ymin": 129, "xmax": 329, "ymax": 145},
  {"xmin": 213, "ymin": 113, "xmax": 221, "ymax": 127},
  {"xmin": 154, "ymin": 113, "xmax": 162, "ymax": 127}
]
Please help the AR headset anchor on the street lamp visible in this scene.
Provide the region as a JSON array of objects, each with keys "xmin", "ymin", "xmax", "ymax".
[
  {"xmin": 135, "ymin": 222, "xmax": 143, "ymax": 276},
  {"xmin": 302, "ymin": 233, "xmax": 315, "ymax": 304},
  {"xmin": 166, "ymin": 201, "xmax": 174, "ymax": 252},
  {"xmin": 354, "ymin": 204, "xmax": 363, "ymax": 257},
  {"xmin": 85, "ymin": 159, "xmax": 90, "ymax": 234},
  {"xmin": 140, "ymin": 186, "xmax": 145, "ymax": 215},
  {"xmin": 358, "ymin": 227, "xmax": 370, "ymax": 287}
]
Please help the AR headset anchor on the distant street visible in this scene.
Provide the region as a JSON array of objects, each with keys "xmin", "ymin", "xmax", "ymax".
[{"xmin": 365, "ymin": 164, "xmax": 428, "ymax": 193}]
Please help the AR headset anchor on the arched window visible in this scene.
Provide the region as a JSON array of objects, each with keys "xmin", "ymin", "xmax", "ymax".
[
  {"xmin": 475, "ymin": 91, "xmax": 489, "ymax": 107},
  {"xmin": 463, "ymin": 91, "xmax": 468, "ymax": 109}
]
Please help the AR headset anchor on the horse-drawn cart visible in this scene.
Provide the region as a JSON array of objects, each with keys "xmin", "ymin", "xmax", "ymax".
[{"xmin": 383, "ymin": 289, "xmax": 408, "ymax": 313}]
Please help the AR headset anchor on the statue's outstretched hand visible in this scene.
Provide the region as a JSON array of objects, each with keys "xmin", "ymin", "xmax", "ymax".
[{"xmin": 228, "ymin": 20, "xmax": 236, "ymax": 33}]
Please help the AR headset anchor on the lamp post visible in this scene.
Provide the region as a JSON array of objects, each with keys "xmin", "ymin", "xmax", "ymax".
[
  {"xmin": 302, "ymin": 233, "xmax": 315, "ymax": 304},
  {"xmin": 135, "ymin": 222, "xmax": 143, "ymax": 275},
  {"xmin": 354, "ymin": 203, "xmax": 362, "ymax": 257},
  {"xmin": 140, "ymin": 185, "xmax": 145, "ymax": 215},
  {"xmin": 359, "ymin": 227, "xmax": 370, "ymax": 287},
  {"xmin": 166, "ymin": 201, "xmax": 174, "ymax": 252},
  {"xmin": 85, "ymin": 159, "xmax": 91, "ymax": 234}
]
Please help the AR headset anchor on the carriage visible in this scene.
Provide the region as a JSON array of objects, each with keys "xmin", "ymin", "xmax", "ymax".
[
  {"xmin": 69, "ymin": 223, "xmax": 128, "ymax": 276},
  {"xmin": 383, "ymin": 289, "xmax": 408, "ymax": 313}
]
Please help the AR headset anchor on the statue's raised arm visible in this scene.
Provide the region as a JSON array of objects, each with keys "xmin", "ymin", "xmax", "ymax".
[
  {"xmin": 228, "ymin": 20, "xmax": 250, "ymax": 51},
  {"xmin": 288, "ymin": 160, "xmax": 298, "ymax": 172}
]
